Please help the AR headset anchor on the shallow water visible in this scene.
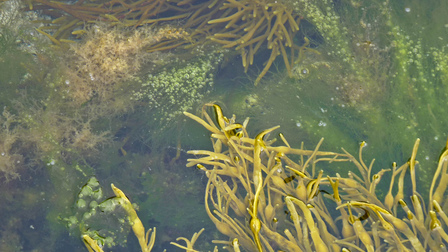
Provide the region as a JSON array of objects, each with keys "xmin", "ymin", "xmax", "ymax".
[{"xmin": 1, "ymin": 0, "xmax": 448, "ymax": 251}]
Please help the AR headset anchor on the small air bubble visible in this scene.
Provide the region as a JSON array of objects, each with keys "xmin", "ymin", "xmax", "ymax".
[{"xmin": 318, "ymin": 121, "xmax": 327, "ymax": 127}]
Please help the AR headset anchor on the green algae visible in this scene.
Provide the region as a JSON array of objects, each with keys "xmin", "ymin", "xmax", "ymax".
[{"xmin": 1, "ymin": 0, "xmax": 448, "ymax": 250}]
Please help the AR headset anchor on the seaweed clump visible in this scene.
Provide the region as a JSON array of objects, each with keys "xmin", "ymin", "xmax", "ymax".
[
  {"xmin": 0, "ymin": 109, "xmax": 23, "ymax": 181},
  {"xmin": 15, "ymin": 101, "xmax": 112, "ymax": 162},
  {"xmin": 62, "ymin": 24, "xmax": 179, "ymax": 106},
  {"xmin": 26, "ymin": 0, "xmax": 314, "ymax": 84},
  {"xmin": 207, "ymin": 0, "xmax": 310, "ymax": 85},
  {"xmin": 62, "ymin": 24, "xmax": 152, "ymax": 105},
  {"xmin": 183, "ymin": 104, "xmax": 448, "ymax": 251}
]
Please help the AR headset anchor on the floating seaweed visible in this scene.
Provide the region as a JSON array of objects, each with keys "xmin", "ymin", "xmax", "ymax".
[
  {"xmin": 23, "ymin": 0, "xmax": 315, "ymax": 84},
  {"xmin": 183, "ymin": 103, "xmax": 448, "ymax": 251},
  {"xmin": 207, "ymin": 0, "xmax": 317, "ymax": 84}
]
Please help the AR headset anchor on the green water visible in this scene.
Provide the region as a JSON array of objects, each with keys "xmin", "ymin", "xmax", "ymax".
[{"xmin": 1, "ymin": 0, "xmax": 448, "ymax": 251}]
